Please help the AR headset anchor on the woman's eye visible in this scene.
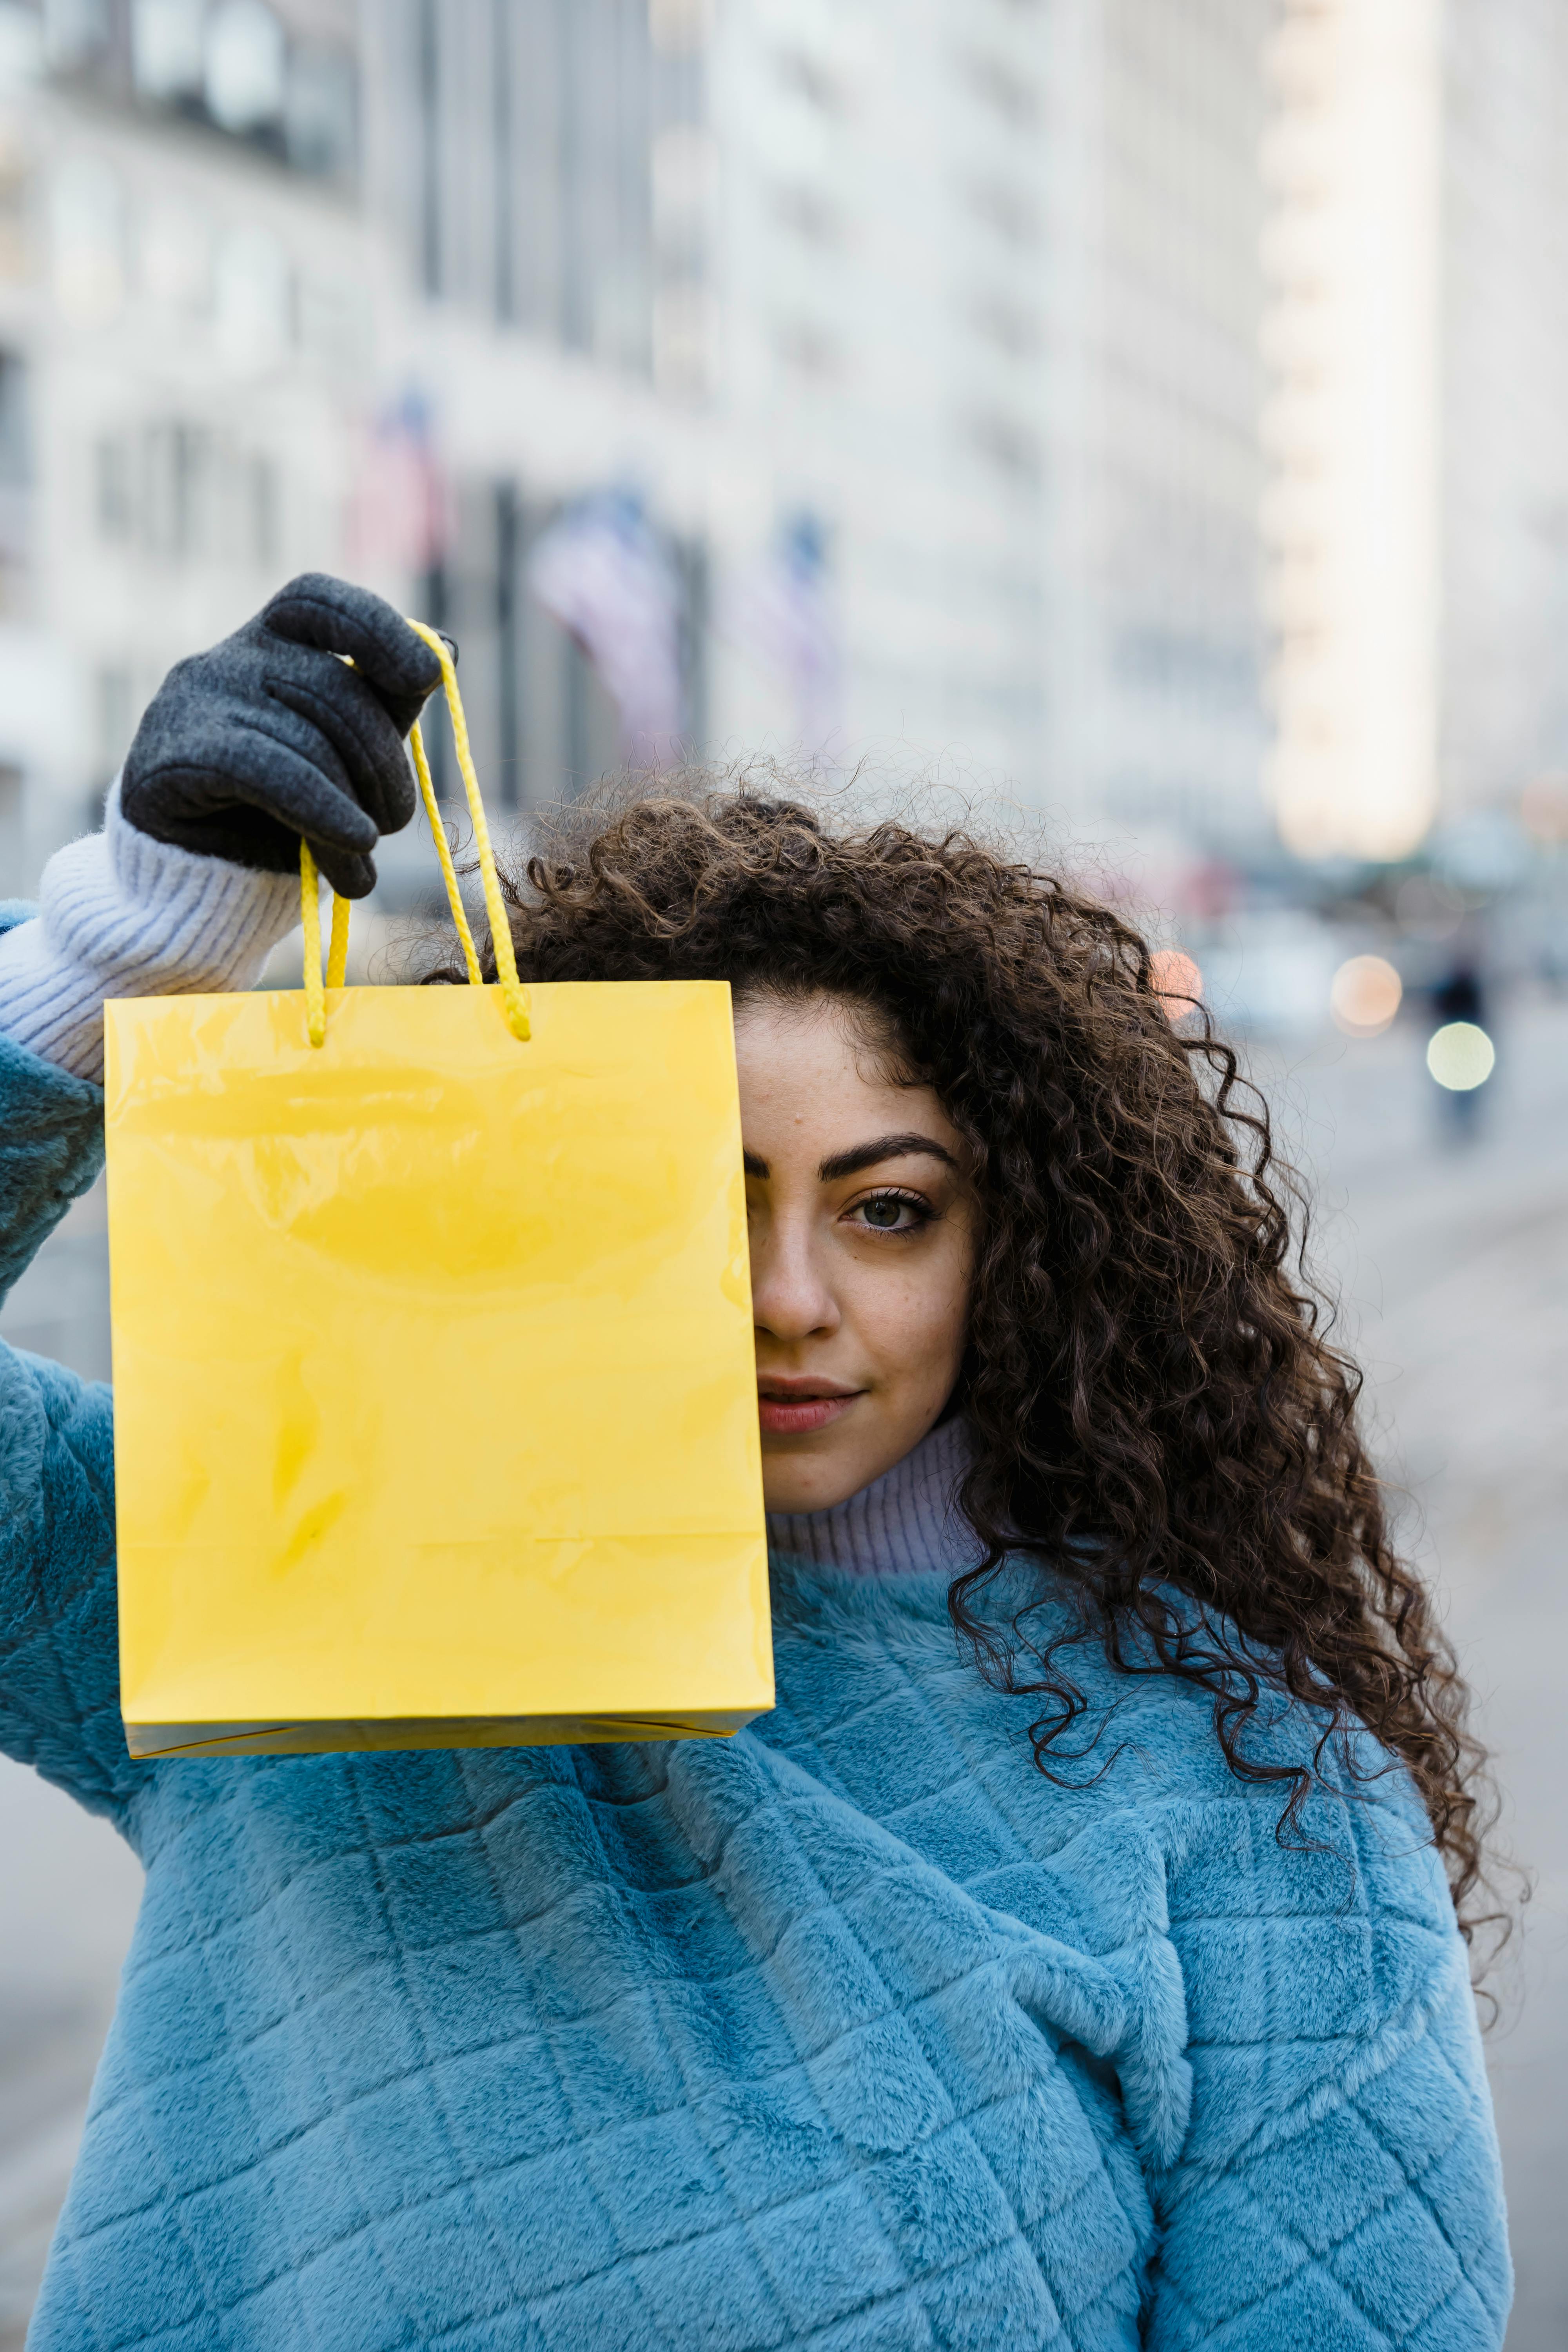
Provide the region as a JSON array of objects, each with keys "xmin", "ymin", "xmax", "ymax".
[{"xmin": 853, "ymin": 1192, "xmax": 927, "ymax": 1233}]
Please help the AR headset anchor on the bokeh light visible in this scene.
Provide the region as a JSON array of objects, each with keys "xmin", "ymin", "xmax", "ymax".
[
  {"xmin": 1520, "ymin": 772, "xmax": 1568, "ymax": 844},
  {"xmin": 1330, "ymin": 954, "xmax": 1403, "ymax": 1037},
  {"xmin": 1149, "ymin": 949, "xmax": 1202, "ymax": 1019},
  {"xmin": 1426, "ymin": 1021, "xmax": 1495, "ymax": 1091}
]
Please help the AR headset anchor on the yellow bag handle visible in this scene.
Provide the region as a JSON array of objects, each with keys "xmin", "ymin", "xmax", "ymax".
[{"xmin": 299, "ymin": 617, "xmax": 531, "ymax": 1047}]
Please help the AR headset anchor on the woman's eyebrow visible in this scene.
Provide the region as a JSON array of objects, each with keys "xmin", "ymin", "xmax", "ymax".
[
  {"xmin": 741, "ymin": 1135, "xmax": 958, "ymax": 1183},
  {"xmin": 817, "ymin": 1134, "xmax": 958, "ymax": 1182}
]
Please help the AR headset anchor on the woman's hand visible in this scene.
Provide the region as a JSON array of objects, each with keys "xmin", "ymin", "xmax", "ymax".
[
  {"xmin": 120, "ymin": 573, "xmax": 445, "ymax": 900},
  {"xmin": 0, "ymin": 575, "xmax": 450, "ymax": 1083}
]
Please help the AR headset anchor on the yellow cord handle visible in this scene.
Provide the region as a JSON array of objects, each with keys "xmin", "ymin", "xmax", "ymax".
[
  {"xmin": 299, "ymin": 617, "xmax": 530, "ymax": 1046},
  {"xmin": 300, "ymin": 837, "xmax": 326, "ymax": 1047},
  {"xmin": 408, "ymin": 702, "xmax": 482, "ymax": 987},
  {"xmin": 406, "ymin": 621, "xmax": 530, "ymax": 1040},
  {"xmin": 301, "ymin": 845, "xmax": 354, "ymax": 1047},
  {"xmin": 327, "ymin": 887, "xmax": 350, "ymax": 991}
]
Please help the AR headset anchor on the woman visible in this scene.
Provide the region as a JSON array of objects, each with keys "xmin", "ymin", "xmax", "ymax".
[{"xmin": 0, "ymin": 576, "xmax": 1509, "ymax": 2348}]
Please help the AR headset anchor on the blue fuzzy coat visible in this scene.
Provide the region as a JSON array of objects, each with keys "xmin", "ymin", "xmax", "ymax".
[{"xmin": 0, "ymin": 1026, "xmax": 1510, "ymax": 2349}]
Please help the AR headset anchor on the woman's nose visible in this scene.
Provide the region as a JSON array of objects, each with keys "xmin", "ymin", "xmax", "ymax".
[{"xmin": 749, "ymin": 1214, "xmax": 840, "ymax": 1342}]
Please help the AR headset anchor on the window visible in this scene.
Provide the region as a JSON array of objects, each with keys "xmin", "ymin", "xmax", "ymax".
[
  {"xmin": 652, "ymin": 126, "xmax": 713, "ymax": 252},
  {"xmin": 53, "ymin": 154, "xmax": 125, "ymax": 325},
  {"xmin": 0, "ymin": 139, "xmax": 27, "ymax": 287},
  {"xmin": 94, "ymin": 417, "xmax": 284, "ymax": 566},
  {"xmin": 131, "ymin": 0, "xmax": 204, "ymax": 102},
  {"xmin": 94, "ymin": 670, "xmax": 132, "ymax": 782},
  {"xmin": 417, "ymin": 0, "xmax": 439, "ymax": 296},
  {"xmin": 143, "ymin": 421, "xmax": 209, "ymax": 556},
  {"xmin": 773, "ymin": 47, "xmax": 846, "ymax": 115},
  {"xmin": 140, "ymin": 200, "xmax": 210, "ymax": 312},
  {"xmin": 60, "ymin": 0, "xmax": 356, "ymax": 184},
  {"xmin": 965, "ymin": 175, "xmax": 1042, "ymax": 248},
  {"xmin": 214, "ymin": 223, "xmax": 291, "ymax": 368},
  {"xmin": 652, "ymin": 280, "xmax": 706, "ymax": 399},
  {"xmin": 204, "ymin": 1, "xmax": 285, "ymax": 138},
  {"xmin": 775, "ymin": 316, "xmax": 844, "ymax": 381},
  {"xmin": 246, "ymin": 451, "xmax": 277, "ymax": 567},
  {"xmin": 769, "ymin": 182, "xmax": 844, "ymax": 247},
  {"xmin": 286, "ymin": 42, "xmax": 356, "ymax": 181},
  {"xmin": 960, "ymin": 50, "xmax": 1041, "ymax": 132},
  {"xmin": 965, "ymin": 290, "xmax": 1043, "ymax": 359},
  {"xmin": 489, "ymin": 0, "xmax": 666, "ymax": 374},
  {"xmin": 0, "ymin": 350, "xmax": 28, "ymax": 487},
  {"xmin": 43, "ymin": 0, "xmax": 111, "ymax": 71},
  {"xmin": 95, "ymin": 435, "xmax": 132, "ymax": 539},
  {"xmin": 963, "ymin": 407, "xmax": 1042, "ymax": 483}
]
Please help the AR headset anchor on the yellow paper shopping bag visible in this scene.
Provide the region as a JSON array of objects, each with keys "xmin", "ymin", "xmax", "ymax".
[{"xmin": 104, "ymin": 627, "xmax": 771, "ymax": 1759}]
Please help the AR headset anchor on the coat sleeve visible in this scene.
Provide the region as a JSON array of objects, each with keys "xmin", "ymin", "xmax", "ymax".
[
  {"xmin": 0, "ymin": 1010, "xmax": 133, "ymax": 1824},
  {"xmin": 0, "ymin": 948, "xmax": 107, "ymax": 1302},
  {"xmin": 1144, "ymin": 1786, "xmax": 1512, "ymax": 2349}
]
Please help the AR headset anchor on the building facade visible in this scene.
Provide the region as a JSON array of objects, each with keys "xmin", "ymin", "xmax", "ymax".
[
  {"xmin": 364, "ymin": 0, "xmax": 1276, "ymax": 852},
  {"xmin": 358, "ymin": 0, "xmax": 1060, "ymax": 822},
  {"xmin": 1042, "ymin": 0, "xmax": 1274, "ymax": 856},
  {"xmin": 1263, "ymin": 0, "xmax": 1568, "ymax": 861},
  {"xmin": 0, "ymin": 0, "xmax": 369, "ymax": 893},
  {"xmin": 0, "ymin": 0, "xmax": 1303, "ymax": 905},
  {"xmin": 1439, "ymin": 0, "xmax": 1568, "ymax": 826}
]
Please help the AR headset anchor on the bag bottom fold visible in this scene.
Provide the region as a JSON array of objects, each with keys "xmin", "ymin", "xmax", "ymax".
[{"xmin": 123, "ymin": 1710, "xmax": 759, "ymax": 1758}]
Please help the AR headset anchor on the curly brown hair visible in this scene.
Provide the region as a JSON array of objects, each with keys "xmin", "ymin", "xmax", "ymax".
[{"xmin": 435, "ymin": 775, "xmax": 1492, "ymax": 1946}]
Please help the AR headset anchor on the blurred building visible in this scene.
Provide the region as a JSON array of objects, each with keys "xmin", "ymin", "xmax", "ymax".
[
  {"xmin": 1440, "ymin": 3, "xmax": 1568, "ymax": 829},
  {"xmin": 0, "ymin": 0, "xmax": 370, "ymax": 895},
  {"xmin": 359, "ymin": 0, "xmax": 706, "ymax": 818},
  {"xmin": 1264, "ymin": 0, "xmax": 1568, "ymax": 861},
  {"xmin": 360, "ymin": 0, "xmax": 1058, "ymax": 818},
  {"xmin": 362, "ymin": 0, "xmax": 1277, "ymax": 848},
  {"xmin": 1043, "ymin": 0, "xmax": 1274, "ymax": 853},
  {"xmin": 0, "ymin": 0, "xmax": 1319, "ymax": 895}
]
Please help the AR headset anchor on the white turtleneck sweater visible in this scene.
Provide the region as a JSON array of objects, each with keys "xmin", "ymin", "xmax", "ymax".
[
  {"xmin": 0, "ymin": 782, "xmax": 299, "ymax": 1084},
  {"xmin": 765, "ymin": 1414, "xmax": 979, "ymax": 1578}
]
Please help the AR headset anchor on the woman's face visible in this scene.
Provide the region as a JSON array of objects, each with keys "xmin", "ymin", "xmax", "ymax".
[{"xmin": 733, "ymin": 991, "xmax": 976, "ymax": 1515}]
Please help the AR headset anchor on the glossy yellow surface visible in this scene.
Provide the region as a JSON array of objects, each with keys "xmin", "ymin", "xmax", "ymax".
[{"xmin": 104, "ymin": 979, "xmax": 772, "ymax": 1757}]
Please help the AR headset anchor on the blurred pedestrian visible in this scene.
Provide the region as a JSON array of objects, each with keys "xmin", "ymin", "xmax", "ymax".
[
  {"xmin": 1429, "ymin": 956, "xmax": 1494, "ymax": 1140},
  {"xmin": 1433, "ymin": 960, "xmax": 1485, "ymax": 1029}
]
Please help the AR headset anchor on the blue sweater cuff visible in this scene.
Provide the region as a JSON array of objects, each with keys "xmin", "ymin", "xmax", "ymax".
[{"xmin": 0, "ymin": 1023, "xmax": 105, "ymax": 1307}]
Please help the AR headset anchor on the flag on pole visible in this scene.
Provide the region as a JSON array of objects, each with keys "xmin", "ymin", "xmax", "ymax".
[
  {"xmin": 728, "ymin": 510, "xmax": 842, "ymax": 760},
  {"xmin": 349, "ymin": 389, "xmax": 447, "ymax": 581},
  {"xmin": 528, "ymin": 488, "xmax": 684, "ymax": 768}
]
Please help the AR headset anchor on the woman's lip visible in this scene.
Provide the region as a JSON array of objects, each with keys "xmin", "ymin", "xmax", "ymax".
[
  {"xmin": 757, "ymin": 1394, "xmax": 860, "ymax": 1436},
  {"xmin": 756, "ymin": 1377, "xmax": 859, "ymax": 1398}
]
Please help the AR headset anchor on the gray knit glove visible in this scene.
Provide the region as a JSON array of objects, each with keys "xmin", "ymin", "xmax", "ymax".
[{"xmin": 120, "ymin": 573, "xmax": 444, "ymax": 900}]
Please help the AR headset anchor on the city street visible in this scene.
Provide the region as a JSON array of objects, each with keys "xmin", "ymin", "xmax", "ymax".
[{"xmin": 0, "ymin": 995, "xmax": 1565, "ymax": 2347}]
